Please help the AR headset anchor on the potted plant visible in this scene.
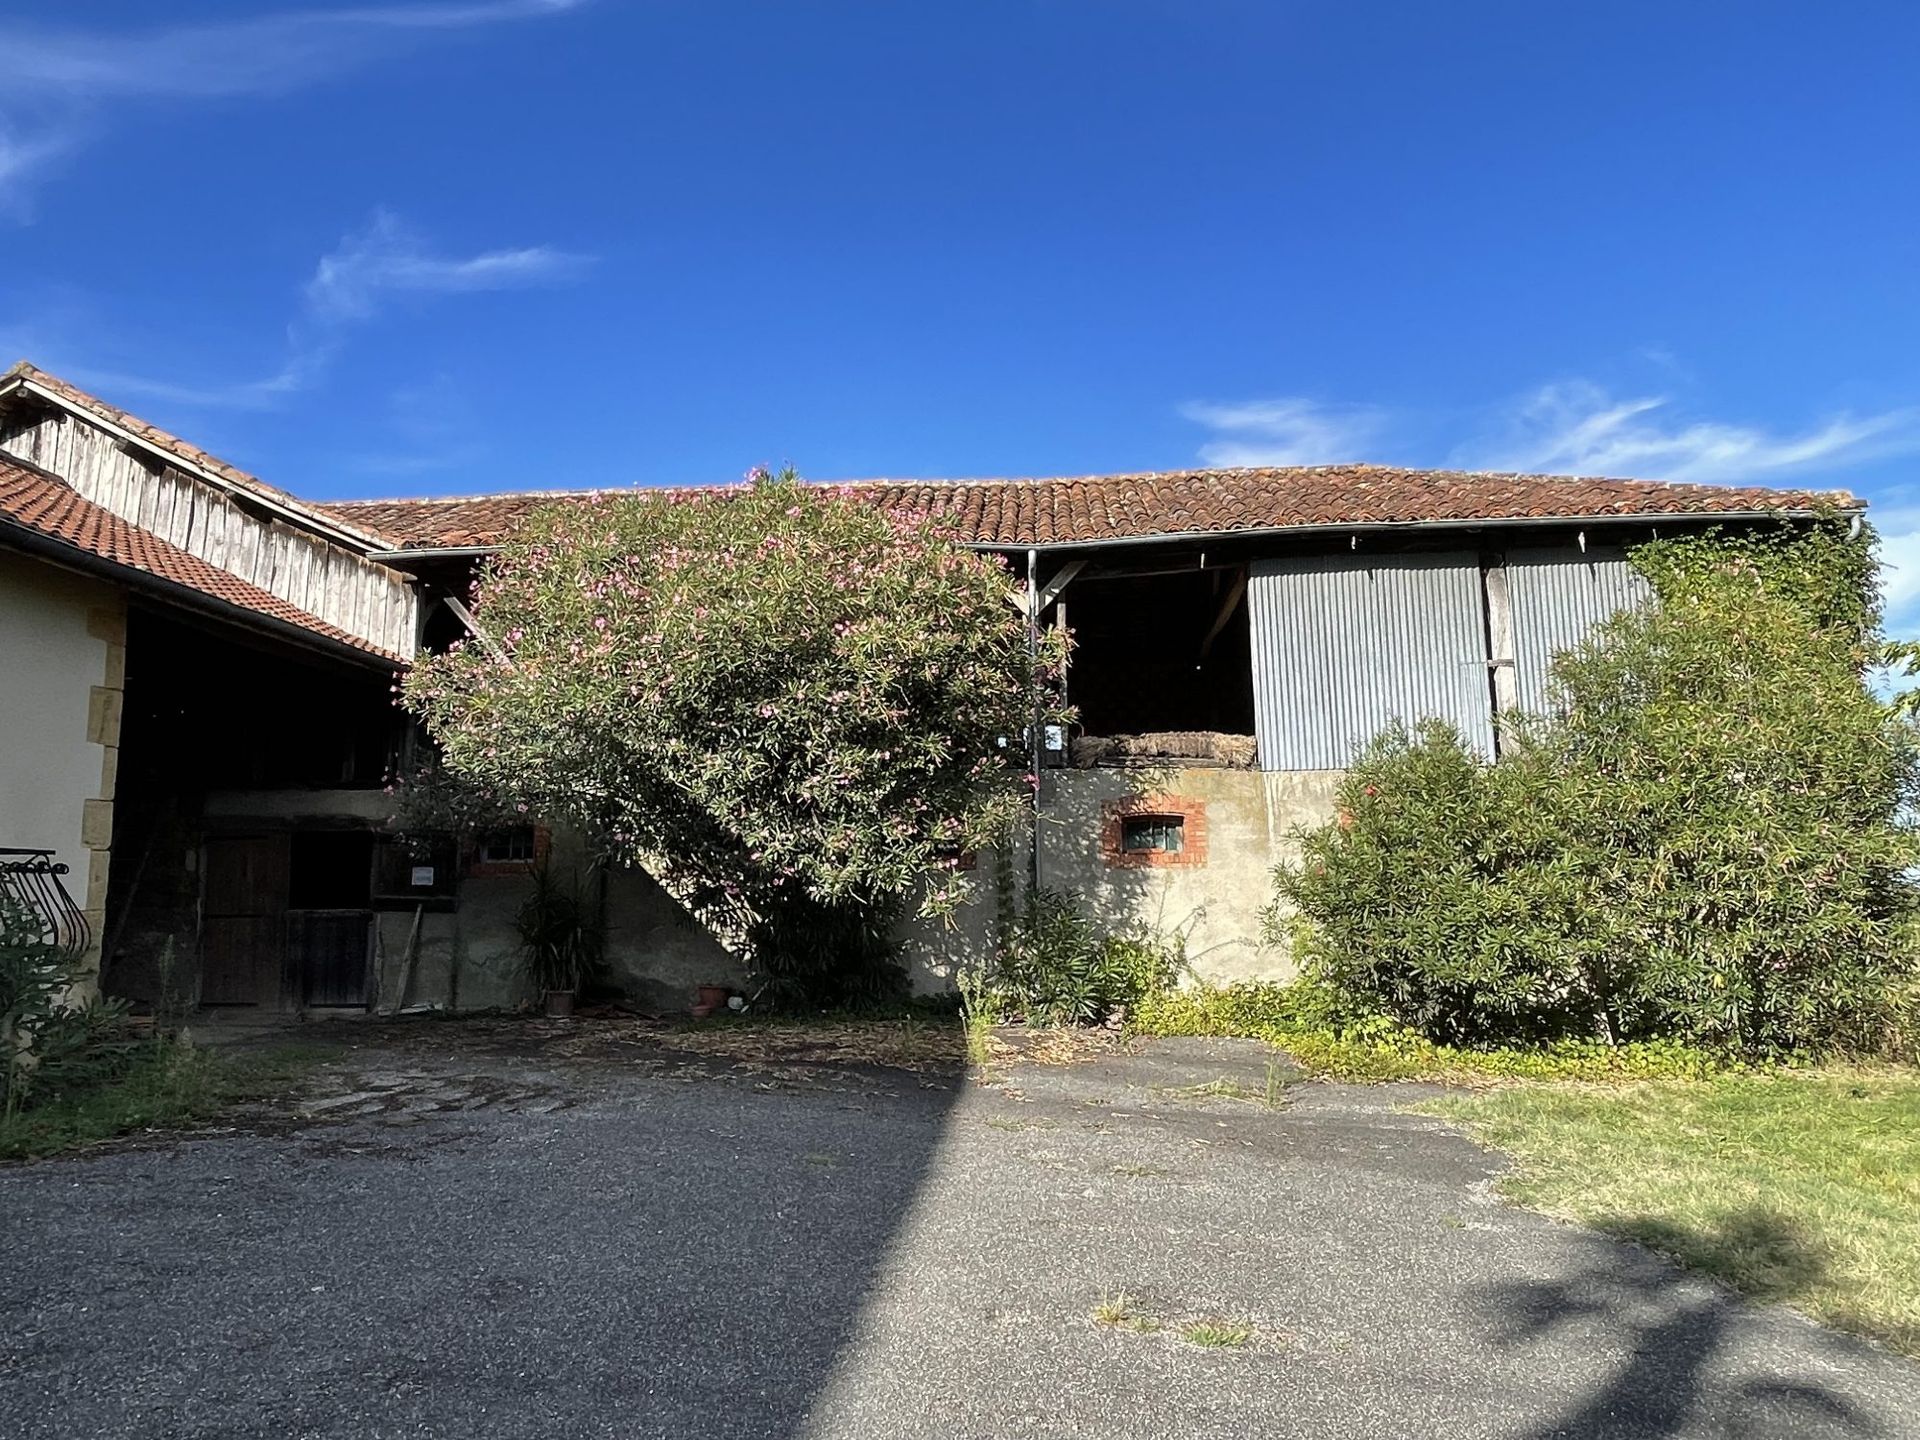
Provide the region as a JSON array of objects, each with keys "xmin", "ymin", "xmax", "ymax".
[{"xmin": 514, "ymin": 865, "xmax": 601, "ymax": 1018}]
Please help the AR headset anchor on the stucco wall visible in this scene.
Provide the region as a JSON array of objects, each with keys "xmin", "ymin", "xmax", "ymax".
[
  {"xmin": 1036, "ymin": 767, "xmax": 1339, "ymax": 983},
  {"xmin": 368, "ymin": 826, "xmax": 745, "ymax": 1015},
  {"xmin": 273, "ymin": 768, "xmax": 1338, "ymax": 1012},
  {"xmin": 893, "ymin": 767, "xmax": 1342, "ymax": 993},
  {"xmin": 601, "ymin": 862, "xmax": 746, "ymax": 1013},
  {"xmin": 0, "ymin": 552, "xmax": 124, "ymax": 984}
]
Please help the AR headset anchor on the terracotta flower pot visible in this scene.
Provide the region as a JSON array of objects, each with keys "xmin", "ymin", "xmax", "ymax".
[
  {"xmin": 696, "ymin": 984, "xmax": 731, "ymax": 1012},
  {"xmin": 544, "ymin": 989, "xmax": 576, "ymax": 1019}
]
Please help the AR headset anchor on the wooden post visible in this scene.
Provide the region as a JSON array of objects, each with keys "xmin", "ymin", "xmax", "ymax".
[{"xmin": 1481, "ymin": 556, "xmax": 1518, "ymax": 754}]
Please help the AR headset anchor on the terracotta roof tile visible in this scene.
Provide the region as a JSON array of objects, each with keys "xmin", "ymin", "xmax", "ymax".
[
  {"xmin": 319, "ymin": 466, "xmax": 1856, "ymax": 551},
  {"xmin": 0, "ymin": 457, "xmax": 404, "ymax": 665}
]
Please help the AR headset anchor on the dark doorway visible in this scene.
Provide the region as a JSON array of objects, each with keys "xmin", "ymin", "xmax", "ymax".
[
  {"xmin": 198, "ymin": 831, "xmax": 374, "ymax": 1009},
  {"xmin": 200, "ymin": 835, "xmax": 289, "ymax": 1005},
  {"xmin": 287, "ymin": 831, "xmax": 374, "ymax": 1008}
]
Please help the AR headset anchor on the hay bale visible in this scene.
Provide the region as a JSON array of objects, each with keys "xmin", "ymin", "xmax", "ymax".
[{"xmin": 1069, "ymin": 731, "xmax": 1257, "ymax": 769}]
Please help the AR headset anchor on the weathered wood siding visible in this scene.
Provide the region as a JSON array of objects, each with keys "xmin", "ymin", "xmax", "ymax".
[{"xmin": 1, "ymin": 412, "xmax": 417, "ymax": 657}]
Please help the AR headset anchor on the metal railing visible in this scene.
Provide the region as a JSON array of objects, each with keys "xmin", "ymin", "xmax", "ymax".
[{"xmin": 0, "ymin": 850, "xmax": 92, "ymax": 961}]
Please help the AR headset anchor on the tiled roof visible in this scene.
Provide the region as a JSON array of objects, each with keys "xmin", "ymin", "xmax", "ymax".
[
  {"xmin": 319, "ymin": 466, "xmax": 1857, "ymax": 551},
  {"xmin": 0, "ymin": 363, "xmax": 385, "ymax": 548},
  {"xmin": 0, "ymin": 457, "xmax": 404, "ymax": 664}
]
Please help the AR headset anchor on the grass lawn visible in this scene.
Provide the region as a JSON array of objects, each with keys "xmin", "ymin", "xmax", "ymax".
[
  {"xmin": 0, "ymin": 1040, "xmax": 338, "ymax": 1163},
  {"xmin": 1426, "ymin": 1070, "xmax": 1920, "ymax": 1356}
]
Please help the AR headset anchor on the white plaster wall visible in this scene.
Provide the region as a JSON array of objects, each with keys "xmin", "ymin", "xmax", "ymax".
[{"xmin": 0, "ymin": 552, "xmax": 114, "ymax": 915}]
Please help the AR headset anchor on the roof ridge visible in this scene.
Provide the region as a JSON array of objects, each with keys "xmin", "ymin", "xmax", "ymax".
[
  {"xmin": 316, "ymin": 464, "xmax": 1859, "ymax": 513},
  {"xmin": 1, "ymin": 362, "xmax": 391, "ymax": 550}
]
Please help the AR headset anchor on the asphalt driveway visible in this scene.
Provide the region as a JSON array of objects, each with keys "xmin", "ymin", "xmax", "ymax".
[{"xmin": 2, "ymin": 1022, "xmax": 1915, "ymax": 1439}]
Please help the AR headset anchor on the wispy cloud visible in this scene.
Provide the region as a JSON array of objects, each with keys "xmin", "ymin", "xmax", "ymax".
[
  {"xmin": 1179, "ymin": 398, "xmax": 1385, "ymax": 467},
  {"xmin": 1878, "ymin": 524, "xmax": 1920, "ymax": 611},
  {"xmin": 1183, "ymin": 378, "xmax": 1920, "ymax": 484},
  {"xmin": 307, "ymin": 210, "xmax": 592, "ymax": 323},
  {"xmin": 1460, "ymin": 380, "xmax": 1920, "ymax": 483},
  {"xmin": 0, "ymin": 2, "xmax": 589, "ymax": 206},
  {"xmin": 0, "ymin": 124, "xmax": 76, "ymax": 217},
  {"xmin": 70, "ymin": 209, "xmax": 592, "ymax": 410},
  {"xmin": 1864, "ymin": 499, "xmax": 1920, "ymax": 643}
]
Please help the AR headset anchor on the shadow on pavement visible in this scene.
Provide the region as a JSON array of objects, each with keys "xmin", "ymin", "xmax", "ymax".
[
  {"xmin": 0, "ymin": 1018, "xmax": 971, "ymax": 1440},
  {"xmin": 1475, "ymin": 1210, "xmax": 1878, "ymax": 1440}
]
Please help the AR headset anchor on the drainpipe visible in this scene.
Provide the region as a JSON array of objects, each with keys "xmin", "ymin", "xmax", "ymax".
[{"xmin": 1027, "ymin": 548, "xmax": 1042, "ymax": 897}]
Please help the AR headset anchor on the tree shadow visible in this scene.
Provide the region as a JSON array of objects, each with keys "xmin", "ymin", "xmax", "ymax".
[
  {"xmin": 1475, "ymin": 1209, "xmax": 1881, "ymax": 1440},
  {"xmin": 0, "ymin": 1019, "xmax": 972, "ymax": 1440}
]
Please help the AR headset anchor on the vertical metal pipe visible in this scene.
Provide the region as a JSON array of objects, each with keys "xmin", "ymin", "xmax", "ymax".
[{"xmin": 1027, "ymin": 548, "xmax": 1042, "ymax": 896}]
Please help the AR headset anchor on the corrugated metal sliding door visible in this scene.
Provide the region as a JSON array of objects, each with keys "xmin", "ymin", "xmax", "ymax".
[
  {"xmin": 1248, "ymin": 553, "xmax": 1496, "ymax": 770},
  {"xmin": 1504, "ymin": 549, "xmax": 1652, "ymax": 714}
]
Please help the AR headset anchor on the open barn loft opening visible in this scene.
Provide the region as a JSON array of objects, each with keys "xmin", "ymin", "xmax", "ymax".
[{"xmin": 1056, "ymin": 560, "xmax": 1254, "ymax": 740}]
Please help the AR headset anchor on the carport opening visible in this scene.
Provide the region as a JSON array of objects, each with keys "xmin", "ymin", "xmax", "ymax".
[{"xmin": 102, "ymin": 607, "xmax": 403, "ymax": 1013}]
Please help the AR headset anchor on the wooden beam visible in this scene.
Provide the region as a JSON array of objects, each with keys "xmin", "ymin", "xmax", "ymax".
[
  {"xmin": 442, "ymin": 594, "xmax": 511, "ymax": 665},
  {"xmin": 1482, "ymin": 558, "xmax": 1518, "ymax": 753},
  {"xmin": 1197, "ymin": 570, "xmax": 1248, "ymax": 662},
  {"xmin": 1036, "ymin": 559, "xmax": 1086, "ymax": 615}
]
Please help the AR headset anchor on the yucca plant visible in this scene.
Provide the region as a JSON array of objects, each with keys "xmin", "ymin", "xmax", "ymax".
[{"xmin": 513, "ymin": 864, "xmax": 602, "ymax": 1001}]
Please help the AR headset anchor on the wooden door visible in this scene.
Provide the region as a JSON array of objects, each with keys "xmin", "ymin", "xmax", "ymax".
[
  {"xmin": 200, "ymin": 835, "xmax": 289, "ymax": 1005},
  {"xmin": 287, "ymin": 912, "xmax": 373, "ymax": 1007}
]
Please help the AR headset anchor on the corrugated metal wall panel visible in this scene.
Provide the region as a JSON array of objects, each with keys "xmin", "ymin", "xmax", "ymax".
[
  {"xmin": 1248, "ymin": 553, "xmax": 1495, "ymax": 770},
  {"xmin": 1505, "ymin": 549, "xmax": 1651, "ymax": 714}
]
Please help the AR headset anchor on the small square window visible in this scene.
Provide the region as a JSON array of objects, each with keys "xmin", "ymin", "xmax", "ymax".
[
  {"xmin": 478, "ymin": 827, "xmax": 538, "ymax": 866},
  {"xmin": 1121, "ymin": 815, "xmax": 1184, "ymax": 854}
]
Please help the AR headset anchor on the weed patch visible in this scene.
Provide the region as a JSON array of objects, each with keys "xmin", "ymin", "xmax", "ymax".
[
  {"xmin": 0, "ymin": 1039, "xmax": 337, "ymax": 1162},
  {"xmin": 1133, "ymin": 983, "xmax": 1732, "ymax": 1083},
  {"xmin": 1092, "ymin": 1293, "xmax": 1162, "ymax": 1334},
  {"xmin": 1180, "ymin": 1318, "xmax": 1255, "ymax": 1349}
]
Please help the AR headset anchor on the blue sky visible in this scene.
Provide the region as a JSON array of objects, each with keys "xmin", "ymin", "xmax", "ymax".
[{"xmin": 5, "ymin": 3, "xmax": 1920, "ymax": 617}]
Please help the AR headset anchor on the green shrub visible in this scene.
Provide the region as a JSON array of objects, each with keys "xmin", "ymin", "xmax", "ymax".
[
  {"xmin": 1272, "ymin": 524, "xmax": 1920, "ymax": 1058},
  {"xmin": 987, "ymin": 888, "xmax": 1185, "ymax": 1026},
  {"xmin": 1, "ymin": 891, "xmax": 136, "ymax": 1116},
  {"xmin": 1131, "ymin": 981, "xmax": 1727, "ymax": 1082},
  {"xmin": 1273, "ymin": 726, "xmax": 1606, "ymax": 1046}
]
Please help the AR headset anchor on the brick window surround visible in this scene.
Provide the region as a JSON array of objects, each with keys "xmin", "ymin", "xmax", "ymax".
[
  {"xmin": 467, "ymin": 825, "xmax": 551, "ymax": 878},
  {"xmin": 1101, "ymin": 794, "xmax": 1208, "ymax": 869}
]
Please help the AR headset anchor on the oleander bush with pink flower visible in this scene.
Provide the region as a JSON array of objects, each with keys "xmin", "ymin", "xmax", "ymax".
[{"xmin": 404, "ymin": 468, "xmax": 1064, "ymax": 1006}]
